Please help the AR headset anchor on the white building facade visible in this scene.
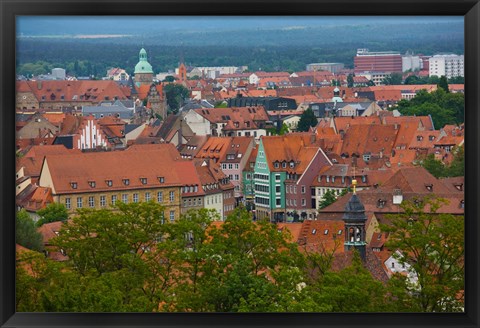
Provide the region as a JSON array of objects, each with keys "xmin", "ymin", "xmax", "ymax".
[{"xmin": 429, "ymin": 54, "xmax": 464, "ymax": 78}]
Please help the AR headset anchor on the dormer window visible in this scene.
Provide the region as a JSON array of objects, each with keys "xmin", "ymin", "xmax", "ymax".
[
  {"xmin": 429, "ymin": 135, "xmax": 435, "ymax": 141},
  {"xmin": 425, "ymin": 184, "xmax": 433, "ymax": 192},
  {"xmin": 324, "ymin": 229, "xmax": 329, "ymax": 235},
  {"xmin": 88, "ymin": 181, "xmax": 96, "ymax": 188},
  {"xmin": 274, "ymin": 162, "xmax": 279, "ymax": 169},
  {"xmin": 158, "ymin": 177, "xmax": 165, "ymax": 183},
  {"xmin": 106, "ymin": 180, "xmax": 113, "ymax": 187},
  {"xmin": 140, "ymin": 178, "xmax": 147, "ymax": 185},
  {"xmin": 282, "ymin": 162, "xmax": 287, "ymax": 168},
  {"xmin": 454, "ymin": 183, "xmax": 463, "ymax": 191},
  {"xmin": 289, "ymin": 161, "xmax": 295, "ymax": 168},
  {"xmin": 377, "ymin": 199, "xmax": 386, "ymax": 208},
  {"xmin": 460, "ymin": 200, "xmax": 465, "ymax": 209},
  {"xmin": 70, "ymin": 182, "xmax": 77, "ymax": 189},
  {"xmin": 123, "ymin": 179, "xmax": 130, "ymax": 186},
  {"xmin": 312, "ymin": 229, "xmax": 316, "ymax": 235},
  {"xmin": 337, "ymin": 230, "xmax": 342, "ymax": 235},
  {"xmin": 417, "ymin": 135, "xmax": 423, "ymax": 141}
]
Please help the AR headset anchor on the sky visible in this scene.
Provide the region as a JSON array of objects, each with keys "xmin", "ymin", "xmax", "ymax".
[{"xmin": 17, "ymin": 16, "xmax": 463, "ymax": 37}]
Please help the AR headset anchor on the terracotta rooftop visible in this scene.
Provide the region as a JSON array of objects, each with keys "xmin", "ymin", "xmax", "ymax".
[
  {"xmin": 16, "ymin": 80, "xmax": 131, "ymax": 105},
  {"xmin": 41, "ymin": 147, "xmax": 183, "ymax": 194},
  {"xmin": 261, "ymin": 133, "xmax": 322, "ymax": 172}
]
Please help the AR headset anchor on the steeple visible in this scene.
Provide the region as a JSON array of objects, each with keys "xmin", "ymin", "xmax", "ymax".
[
  {"xmin": 134, "ymin": 48, "xmax": 154, "ymax": 87},
  {"xmin": 343, "ymin": 183, "xmax": 367, "ymax": 260}
]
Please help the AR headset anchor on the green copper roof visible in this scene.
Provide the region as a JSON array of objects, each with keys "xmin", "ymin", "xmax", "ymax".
[{"xmin": 134, "ymin": 48, "xmax": 153, "ymax": 74}]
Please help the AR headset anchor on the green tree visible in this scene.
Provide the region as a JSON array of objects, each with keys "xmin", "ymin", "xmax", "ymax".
[
  {"xmin": 214, "ymin": 101, "xmax": 227, "ymax": 108},
  {"xmin": 313, "ymin": 251, "xmax": 389, "ymax": 312},
  {"xmin": 16, "ymin": 209, "xmax": 43, "ymax": 252},
  {"xmin": 164, "ymin": 84, "xmax": 190, "ymax": 114},
  {"xmin": 396, "ymin": 88, "xmax": 464, "ymax": 127},
  {"xmin": 421, "ymin": 154, "xmax": 446, "ymax": 178},
  {"xmin": 297, "ymin": 108, "xmax": 318, "ymax": 132},
  {"xmin": 36, "ymin": 203, "xmax": 69, "ymax": 227},
  {"xmin": 447, "ymin": 145, "xmax": 464, "ymax": 177},
  {"xmin": 318, "ymin": 189, "xmax": 338, "ymax": 209},
  {"xmin": 163, "ymin": 75, "xmax": 176, "ymax": 82},
  {"xmin": 381, "ymin": 197, "xmax": 464, "ymax": 312},
  {"xmin": 438, "ymin": 75, "xmax": 449, "ymax": 93},
  {"xmin": 448, "ymin": 76, "xmax": 464, "ymax": 84},
  {"xmin": 347, "ymin": 74, "xmax": 354, "ymax": 88},
  {"xmin": 383, "ymin": 73, "xmax": 403, "ymax": 85}
]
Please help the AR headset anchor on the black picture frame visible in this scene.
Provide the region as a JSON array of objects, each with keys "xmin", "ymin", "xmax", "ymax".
[{"xmin": 1, "ymin": 0, "xmax": 479, "ymax": 327}]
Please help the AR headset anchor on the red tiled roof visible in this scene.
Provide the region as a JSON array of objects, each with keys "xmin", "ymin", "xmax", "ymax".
[
  {"xmin": 261, "ymin": 133, "xmax": 322, "ymax": 172},
  {"xmin": 16, "ymin": 80, "xmax": 131, "ymax": 104},
  {"xmin": 333, "ymin": 116, "xmax": 382, "ymax": 134},
  {"xmin": 340, "ymin": 124, "xmax": 397, "ymax": 157},
  {"xmin": 42, "ymin": 147, "xmax": 183, "ymax": 194}
]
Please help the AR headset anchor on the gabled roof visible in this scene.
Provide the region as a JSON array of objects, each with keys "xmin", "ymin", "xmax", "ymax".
[
  {"xmin": 194, "ymin": 106, "xmax": 269, "ymax": 128},
  {"xmin": 333, "ymin": 116, "xmax": 382, "ymax": 134},
  {"xmin": 42, "ymin": 147, "xmax": 183, "ymax": 194},
  {"xmin": 16, "ymin": 145, "xmax": 80, "ymax": 178},
  {"xmin": 16, "ymin": 80, "xmax": 131, "ymax": 104},
  {"xmin": 261, "ymin": 133, "xmax": 322, "ymax": 173},
  {"xmin": 381, "ymin": 167, "xmax": 451, "ymax": 194},
  {"xmin": 340, "ymin": 124, "xmax": 397, "ymax": 157}
]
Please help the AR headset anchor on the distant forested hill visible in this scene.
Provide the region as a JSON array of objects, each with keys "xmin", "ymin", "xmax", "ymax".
[{"xmin": 16, "ymin": 21, "xmax": 464, "ymax": 77}]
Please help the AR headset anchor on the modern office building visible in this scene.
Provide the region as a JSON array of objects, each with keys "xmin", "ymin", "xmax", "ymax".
[{"xmin": 354, "ymin": 49, "xmax": 402, "ymax": 74}]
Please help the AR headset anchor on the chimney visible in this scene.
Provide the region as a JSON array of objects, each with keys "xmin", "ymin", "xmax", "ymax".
[{"xmin": 310, "ymin": 133, "xmax": 316, "ymax": 144}]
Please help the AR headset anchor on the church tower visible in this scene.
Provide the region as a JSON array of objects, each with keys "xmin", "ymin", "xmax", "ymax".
[
  {"xmin": 178, "ymin": 62, "xmax": 187, "ymax": 83},
  {"xmin": 148, "ymin": 83, "xmax": 167, "ymax": 120},
  {"xmin": 134, "ymin": 48, "xmax": 154, "ymax": 87},
  {"xmin": 342, "ymin": 180, "xmax": 367, "ymax": 260}
]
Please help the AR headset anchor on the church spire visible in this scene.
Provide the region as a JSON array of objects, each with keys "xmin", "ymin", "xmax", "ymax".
[{"xmin": 343, "ymin": 189, "xmax": 367, "ymax": 260}]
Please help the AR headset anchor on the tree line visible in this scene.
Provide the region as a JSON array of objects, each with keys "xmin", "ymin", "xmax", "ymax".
[{"xmin": 17, "ymin": 199, "xmax": 464, "ymax": 312}]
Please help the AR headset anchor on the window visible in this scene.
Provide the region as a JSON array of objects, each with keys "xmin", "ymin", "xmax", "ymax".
[
  {"xmin": 294, "ymin": 186, "xmax": 297, "ymax": 194},
  {"xmin": 276, "ymin": 198, "xmax": 281, "ymax": 206},
  {"xmin": 235, "ymin": 164, "xmax": 239, "ymax": 170},
  {"xmin": 290, "ymin": 161, "xmax": 295, "ymax": 168},
  {"xmin": 88, "ymin": 181, "xmax": 96, "ymax": 188},
  {"xmin": 157, "ymin": 192, "xmax": 163, "ymax": 202},
  {"xmin": 106, "ymin": 180, "xmax": 113, "ymax": 187},
  {"xmin": 275, "ymin": 174, "xmax": 280, "ymax": 181},
  {"xmin": 282, "ymin": 162, "xmax": 287, "ymax": 168},
  {"xmin": 276, "ymin": 186, "xmax": 281, "ymax": 193},
  {"xmin": 301, "ymin": 186, "xmax": 306, "ymax": 194},
  {"xmin": 169, "ymin": 191, "xmax": 175, "ymax": 202},
  {"xmin": 140, "ymin": 178, "xmax": 147, "ymax": 185},
  {"xmin": 234, "ymin": 174, "xmax": 239, "ymax": 181},
  {"xmin": 133, "ymin": 193, "xmax": 139, "ymax": 203},
  {"xmin": 88, "ymin": 196, "xmax": 95, "ymax": 208},
  {"xmin": 145, "ymin": 192, "xmax": 151, "ymax": 202},
  {"xmin": 77, "ymin": 197, "xmax": 83, "ymax": 208},
  {"xmin": 228, "ymin": 164, "xmax": 233, "ymax": 170},
  {"xmin": 70, "ymin": 182, "xmax": 77, "ymax": 189},
  {"xmin": 122, "ymin": 194, "xmax": 128, "ymax": 203},
  {"xmin": 222, "ymin": 164, "xmax": 227, "ymax": 170},
  {"xmin": 158, "ymin": 177, "xmax": 165, "ymax": 183},
  {"xmin": 100, "ymin": 196, "xmax": 106, "ymax": 207},
  {"xmin": 169, "ymin": 210, "xmax": 175, "ymax": 222},
  {"xmin": 123, "ymin": 179, "xmax": 130, "ymax": 186},
  {"xmin": 274, "ymin": 162, "xmax": 279, "ymax": 168},
  {"xmin": 65, "ymin": 198, "xmax": 71, "ymax": 209},
  {"xmin": 302, "ymin": 198, "xmax": 306, "ymax": 206},
  {"xmin": 111, "ymin": 195, "xmax": 117, "ymax": 205}
]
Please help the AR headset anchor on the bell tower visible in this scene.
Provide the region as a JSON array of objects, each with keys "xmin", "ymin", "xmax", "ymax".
[{"xmin": 343, "ymin": 180, "xmax": 367, "ymax": 260}]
